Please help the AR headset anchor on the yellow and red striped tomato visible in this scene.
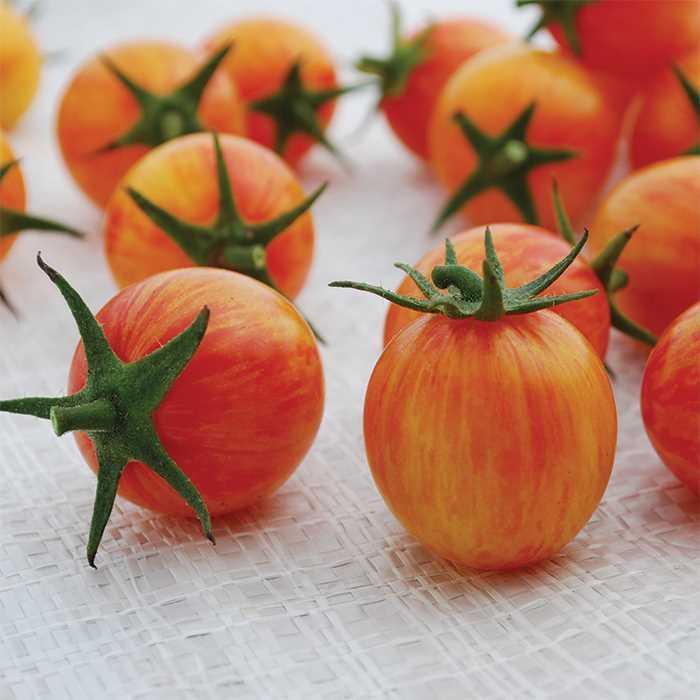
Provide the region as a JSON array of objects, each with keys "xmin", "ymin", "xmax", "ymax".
[
  {"xmin": 203, "ymin": 18, "xmax": 337, "ymax": 167},
  {"xmin": 384, "ymin": 223, "xmax": 609, "ymax": 357},
  {"xmin": 104, "ymin": 133, "xmax": 315, "ymax": 298},
  {"xmin": 641, "ymin": 302, "xmax": 700, "ymax": 494},
  {"xmin": 0, "ymin": 4, "xmax": 40, "ymax": 129},
  {"xmin": 0, "ymin": 131, "xmax": 25, "ymax": 262},
  {"xmin": 365, "ymin": 311, "xmax": 616, "ymax": 571},
  {"xmin": 57, "ymin": 40, "xmax": 246, "ymax": 208},
  {"xmin": 68, "ymin": 268, "xmax": 325, "ymax": 517},
  {"xmin": 629, "ymin": 51, "xmax": 700, "ymax": 170},
  {"xmin": 381, "ymin": 18, "xmax": 511, "ymax": 160},
  {"xmin": 588, "ymin": 156, "xmax": 700, "ymax": 337}
]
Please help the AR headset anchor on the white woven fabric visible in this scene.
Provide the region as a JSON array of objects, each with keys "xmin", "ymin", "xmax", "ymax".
[{"xmin": 1, "ymin": 1, "xmax": 698, "ymax": 698}]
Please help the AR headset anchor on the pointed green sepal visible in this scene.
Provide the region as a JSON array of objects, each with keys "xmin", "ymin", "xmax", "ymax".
[
  {"xmin": 672, "ymin": 64, "xmax": 700, "ymax": 155},
  {"xmin": 516, "ymin": 0, "xmax": 595, "ymax": 55},
  {"xmin": 0, "ymin": 256, "xmax": 214, "ymax": 567},
  {"xmin": 96, "ymin": 43, "xmax": 233, "ymax": 151},
  {"xmin": 250, "ymin": 60, "xmax": 368, "ymax": 165},
  {"xmin": 551, "ymin": 184, "xmax": 657, "ymax": 346},
  {"xmin": 432, "ymin": 103, "xmax": 577, "ymax": 233},
  {"xmin": 331, "ymin": 226, "xmax": 596, "ymax": 321}
]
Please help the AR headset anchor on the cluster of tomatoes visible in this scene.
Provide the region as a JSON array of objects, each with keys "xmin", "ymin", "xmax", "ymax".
[{"xmin": 0, "ymin": 1, "xmax": 698, "ymax": 570}]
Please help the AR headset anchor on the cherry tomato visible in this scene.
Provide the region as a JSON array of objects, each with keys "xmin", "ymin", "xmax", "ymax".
[
  {"xmin": 641, "ymin": 303, "xmax": 700, "ymax": 494},
  {"xmin": 203, "ymin": 18, "xmax": 342, "ymax": 167},
  {"xmin": 104, "ymin": 133, "xmax": 317, "ymax": 299},
  {"xmin": 69, "ymin": 267, "xmax": 325, "ymax": 518},
  {"xmin": 384, "ymin": 224, "xmax": 610, "ymax": 357},
  {"xmin": 357, "ymin": 9, "xmax": 510, "ymax": 160},
  {"xmin": 629, "ymin": 51, "xmax": 700, "ymax": 169},
  {"xmin": 522, "ymin": 0, "xmax": 700, "ymax": 84},
  {"xmin": 588, "ymin": 157, "xmax": 700, "ymax": 337},
  {"xmin": 429, "ymin": 44, "xmax": 621, "ymax": 232},
  {"xmin": 57, "ymin": 40, "xmax": 246, "ymax": 208},
  {"xmin": 0, "ymin": 132, "xmax": 25, "ymax": 262},
  {"xmin": 0, "ymin": 4, "xmax": 40, "ymax": 129}
]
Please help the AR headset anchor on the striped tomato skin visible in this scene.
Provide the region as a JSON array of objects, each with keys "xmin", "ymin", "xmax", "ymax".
[
  {"xmin": 364, "ymin": 311, "xmax": 616, "ymax": 571},
  {"xmin": 588, "ymin": 157, "xmax": 700, "ymax": 337},
  {"xmin": 0, "ymin": 132, "xmax": 26, "ymax": 262},
  {"xmin": 384, "ymin": 224, "xmax": 609, "ymax": 358},
  {"xmin": 641, "ymin": 303, "xmax": 700, "ymax": 494},
  {"xmin": 67, "ymin": 268, "xmax": 324, "ymax": 517},
  {"xmin": 57, "ymin": 41, "xmax": 246, "ymax": 208},
  {"xmin": 203, "ymin": 18, "xmax": 337, "ymax": 167},
  {"xmin": 104, "ymin": 133, "xmax": 315, "ymax": 299}
]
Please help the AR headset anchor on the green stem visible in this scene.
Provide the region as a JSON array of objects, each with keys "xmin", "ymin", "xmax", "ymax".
[{"xmin": 50, "ymin": 399, "xmax": 117, "ymax": 436}]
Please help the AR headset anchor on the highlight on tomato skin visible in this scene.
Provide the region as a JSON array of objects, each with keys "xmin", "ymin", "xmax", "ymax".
[
  {"xmin": 629, "ymin": 51, "xmax": 700, "ymax": 170},
  {"xmin": 56, "ymin": 40, "xmax": 246, "ymax": 208},
  {"xmin": 0, "ymin": 3, "xmax": 41, "ymax": 130},
  {"xmin": 383, "ymin": 223, "xmax": 610, "ymax": 357},
  {"xmin": 103, "ymin": 132, "xmax": 317, "ymax": 299},
  {"xmin": 356, "ymin": 7, "xmax": 511, "ymax": 160},
  {"xmin": 521, "ymin": 0, "xmax": 700, "ymax": 85},
  {"xmin": 69, "ymin": 268, "xmax": 325, "ymax": 518},
  {"xmin": 641, "ymin": 302, "xmax": 700, "ymax": 495},
  {"xmin": 588, "ymin": 156, "xmax": 700, "ymax": 338},
  {"xmin": 428, "ymin": 43, "xmax": 622, "ymax": 232},
  {"xmin": 202, "ymin": 17, "xmax": 346, "ymax": 167}
]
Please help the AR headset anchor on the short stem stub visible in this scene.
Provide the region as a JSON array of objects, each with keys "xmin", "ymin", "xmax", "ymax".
[
  {"xmin": 160, "ymin": 110, "xmax": 187, "ymax": 140},
  {"xmin": 219, "ymin": 244, "xmax": 266, "ymax": 274},
  {"xmin": 489, "ymin": 140, "xmax": 529, "ymax": 178},
  {"xmin": 51, "ymin": 398, "xmax": 118, "ymax": 437}
]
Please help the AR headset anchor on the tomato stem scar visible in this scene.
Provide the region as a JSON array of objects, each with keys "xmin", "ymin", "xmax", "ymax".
[{"xmin": 0, "ymin": 255, "xmax": 214, "ymax": 567}]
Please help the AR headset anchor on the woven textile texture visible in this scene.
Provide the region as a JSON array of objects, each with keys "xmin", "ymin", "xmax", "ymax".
[{"xmin": 1, "ymin": 1, "xmax": 698, "ymax": 698}]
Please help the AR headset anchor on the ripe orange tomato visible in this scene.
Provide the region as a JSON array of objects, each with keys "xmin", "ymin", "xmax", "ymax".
[
  {"xmin": 629, "ymin": 51, "xmax": 700, "ymax": 169},
  {"xmin": 526, "ymin": 0, "xmax": 700, "ymax": 83},
  {"xmin": 429, "ymin": 44, "xmax": 621, "ymax": 232},
  {"xmin": 0, "ymin": 132, "xmax": 25, "ymax": 262},
  {"xmin": 0, "ymin": 4, "xmax": 40, "ymax": 129},
  {"xmin": 357, "ymin": 11, "xmax": 510, "ymax": 160},
  {"xmin": 366, "ymin": 310, "xmax": 616, "ymax": 571},
  {"xmin": 57, "ymin": 40, "xmax": 246, "ymax": 208},
  {"xmin": 384, "ymin": 224, "xmax": 609, "ymax": 357},
  {"xmin": 104, "ymin": 133, "xmax": 317, "ymax": 299},
  {"xmin": 68, "ymin": 267, "xmax": 325, "ymax": 518},
  {"xmin": 588, "ymin": 157, "xmax": 700, "ymax": 337},
  {"xmin": 641, "ymin": 303, "xmax": 700, "ymax": 494},
  {"xmin": 203, "ymin": 18, "xmax": 339, "ymax": 167}
]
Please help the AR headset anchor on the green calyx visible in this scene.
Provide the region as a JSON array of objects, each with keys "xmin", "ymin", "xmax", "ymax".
[
  {"xmin": 516, "ymin": 0, "xmax": 594, "ymax": 55},
  {"xmin": 355, "ymin": 1, "xmax": 433, "ymax": 102},
  {"xmin": 97, "ymin": 43, "xmax": 233, "ymax": 152},
  {"xmin": 672, "ymin": 64, "xmax": 700, "ymax": 156},
  {"xmin": 1, "ymin": 159, "xmax": 84, "ymax": 314},
  {"xmin": 331, "ymin": 226, "xmax": 595, "ymax": 321},
  {"xmin": 250, "ymin": 61, "xmax": 367, "ymax": 165},
  {"xmin": 0, "ymin": 255, "xmax": 214, "ymax": 567},
  {"xmin": 127, "ymin": 132, "xmax": 325, "ymax": 340},
  {"xmin": 432, "ymin": 103, "xmax": 576, "ymax": 233},
  {"xmin": 551, "ymin": 182, "xmax": 657, "ymax": 346}
]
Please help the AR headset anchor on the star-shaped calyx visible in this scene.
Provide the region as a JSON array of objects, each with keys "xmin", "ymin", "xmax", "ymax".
[
  {"xmin": 516, "ymin": 0, "xmax": 595, "ymax": 55},
  {"xmin": 97, "ymin": 43, "xmax": 233, "ymax": 151},
  {"xmin": 1, "ymin": 159, "xmax": 84, "ymax": 312},
  {"xmin": 331, "ymin": 227, "xmax": 595, "ymax": 321},
  {"xmin": 0, "ymin": 256, "xmax": 213, "ymax": 567},
  {"xmin": 127, "ymin": 133, "xmax": 326, "ymax": 337},
  {"xmin": 432, "ymin": 102, "xmax": 576, "ymax": 233},
  {"xmin": 672, "ymin": 65, "xmax": 700, "ymax": 155},
  {"xmin": 551, "ymin": 181, "xmax": 657, "ymax": 346},
  {"xmin": 355, "ymin": 1, "xmax": 433, "ymax": 104},
  {"xmin": 250, "ymin": 61, "xmax": 366, "ymax": 164}
]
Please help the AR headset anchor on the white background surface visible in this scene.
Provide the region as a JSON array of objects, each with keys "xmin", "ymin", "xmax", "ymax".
[{"xmin": 1, "ymin": 1, "xmax": 699, "ymax": 698}]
